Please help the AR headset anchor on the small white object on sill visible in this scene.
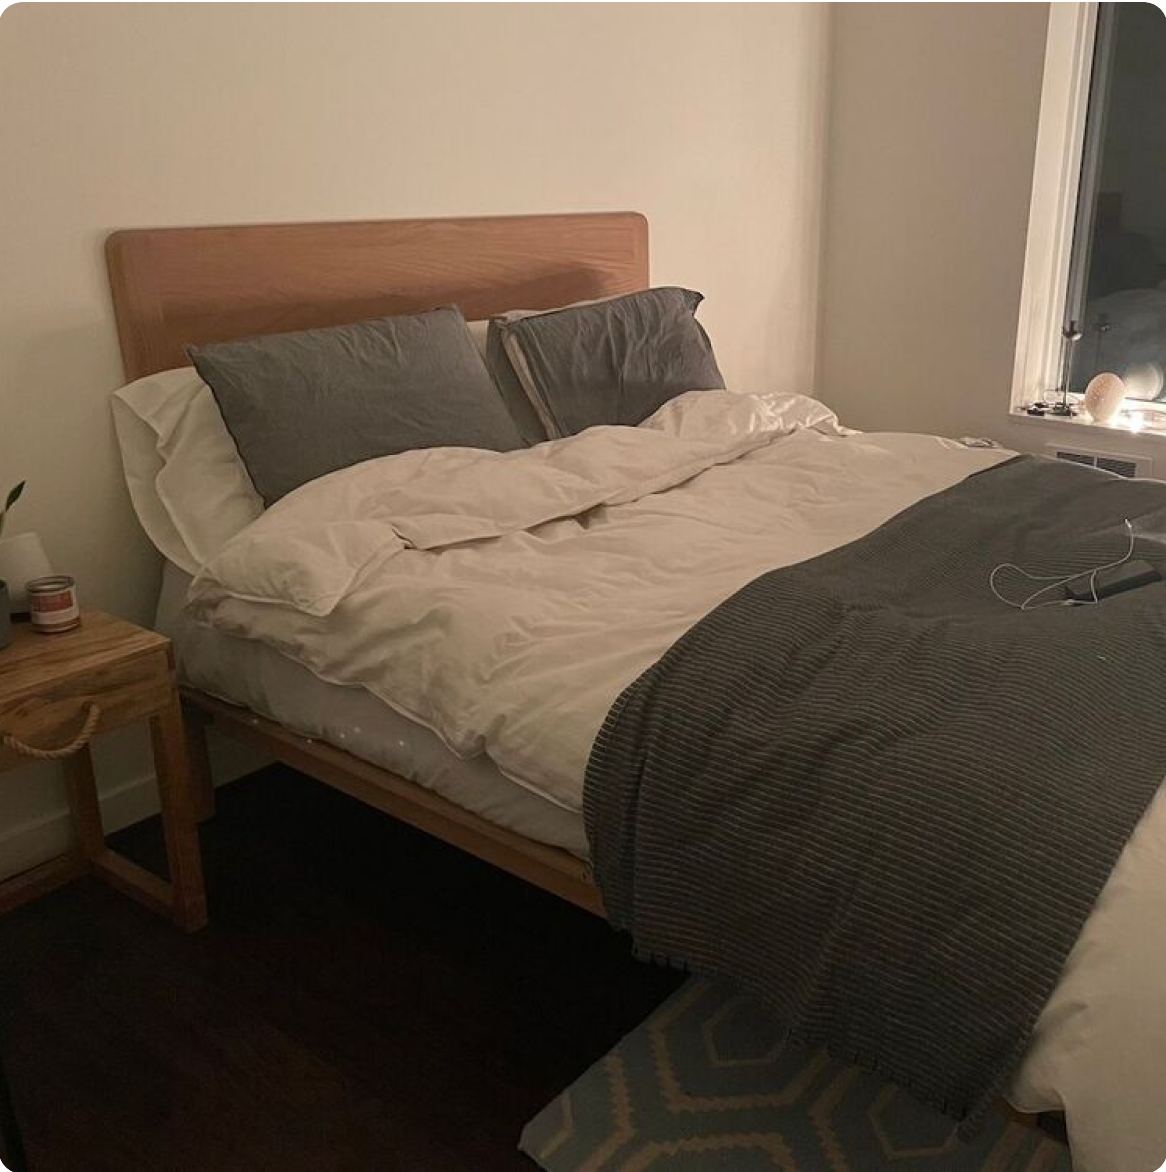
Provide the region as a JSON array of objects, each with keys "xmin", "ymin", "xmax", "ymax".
[
  {"xmin": 0, "ymin": 531, "xmax": 53, "ymax": 611},
  {"xmin": 1082, "ymin": 372, "xmax": 1126, "ymax": 425}
]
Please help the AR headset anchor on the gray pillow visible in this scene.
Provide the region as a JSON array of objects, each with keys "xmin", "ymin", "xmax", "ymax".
[
  {"xmin": 484, "ymin": 320, "xmax": 552, "ymax": 446},
  {"xmin": 190, "ymin": 308, "xmax": 523, "ymax": 505},
  {"xmin": 493, "ymin": 288, "xmax": 724, "ymax": 437}
]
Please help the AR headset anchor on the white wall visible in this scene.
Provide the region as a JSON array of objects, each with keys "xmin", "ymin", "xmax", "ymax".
[
  {"xmin": 818, "ymin": 0, "xmax": 1166, "ymax": 483},
  {"xmin": 817, "ymin": 3, "xmax": 1054, "ymax": 448},
  {"xmin": 818, "ymin": 2, "xmax": 1166, "ymax": 471},
  {"xmin": 0, "ymin": 2, "xmax": 830, "ymax": 878}
]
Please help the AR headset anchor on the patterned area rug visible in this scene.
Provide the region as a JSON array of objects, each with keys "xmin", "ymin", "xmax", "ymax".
[{"xmin": 521, "ymin": 980, "xmax": 1072, "ymax": 1171}]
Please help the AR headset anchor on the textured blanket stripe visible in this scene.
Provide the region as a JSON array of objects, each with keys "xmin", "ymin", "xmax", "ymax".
[{"xmin": 584, "ymin": 454, "xmax": 1166, "ymax": 1134}]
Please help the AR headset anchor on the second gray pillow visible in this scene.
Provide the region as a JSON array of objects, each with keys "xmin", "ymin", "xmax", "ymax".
[{"xmin": 493, "ymin": 288, "xmax": 724, "ymax": 437}]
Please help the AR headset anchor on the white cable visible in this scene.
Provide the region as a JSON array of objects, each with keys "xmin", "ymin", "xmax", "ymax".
[{"xmin": 989, "ymin": 519, "xmax": 1135, "ymax": 611}]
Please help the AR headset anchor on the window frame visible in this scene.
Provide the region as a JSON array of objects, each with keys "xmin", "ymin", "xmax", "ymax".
[
  {"xmin": 1010, "ymin": 2, "xmax": 1101, "ymax": 413},
  {"xmin": 1061, "ymin": 4, "xmax": 1119, "ymax": 346}
]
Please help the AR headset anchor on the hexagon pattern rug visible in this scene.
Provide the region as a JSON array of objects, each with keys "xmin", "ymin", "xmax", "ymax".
[{"xmin": 520, "ymin": 980, "xmax": 1073, "ymax": 1171}]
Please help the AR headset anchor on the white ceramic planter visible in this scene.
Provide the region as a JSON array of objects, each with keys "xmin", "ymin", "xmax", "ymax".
[{"xmin": 0, "ymin": 532, "xmax": 52, "ymax": 611}]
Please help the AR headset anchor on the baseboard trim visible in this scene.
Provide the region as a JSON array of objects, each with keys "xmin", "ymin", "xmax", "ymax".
[
  {"xmin": 0, "ymin": 728, "xmax": 267, "ymax": 884},
  {"xmin": 0, "ymin": 769, "xmax": 162, "ymax": 882}
]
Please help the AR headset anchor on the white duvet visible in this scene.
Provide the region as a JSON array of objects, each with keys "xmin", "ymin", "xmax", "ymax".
[{"xmin": 189, "ymin": 390, "xmax": 1166, "ymax": 1172}]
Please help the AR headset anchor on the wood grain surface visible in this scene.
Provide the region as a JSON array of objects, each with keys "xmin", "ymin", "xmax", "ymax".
[{"xmin": 106, "ymin": 212, "xmax": 650, "ymax": 379}]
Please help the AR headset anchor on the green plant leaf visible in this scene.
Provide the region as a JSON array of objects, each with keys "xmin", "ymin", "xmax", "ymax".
[{"xmin": 4, "ymin": 481, "xmax": 25, "ymax": 512}]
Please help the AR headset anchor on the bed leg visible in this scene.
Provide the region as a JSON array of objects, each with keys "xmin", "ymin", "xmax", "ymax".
[{"xmin": 183, "ymin": 700, "xmax": 217, "ymax": 822}]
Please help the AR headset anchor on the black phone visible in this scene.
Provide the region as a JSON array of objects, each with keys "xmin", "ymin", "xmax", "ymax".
[{"xmin": 1065, "ymin": 559, "xmax": 1161, "ymax": 602}]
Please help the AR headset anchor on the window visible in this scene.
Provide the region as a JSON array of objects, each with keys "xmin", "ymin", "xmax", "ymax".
[
  {"xmin": 1065, "ymin": 4, "xmax": 1166, "ymax": 400},
  {"xmin": 1012, "ymin": 2, "xmax": 1166, "ymax": 429}
]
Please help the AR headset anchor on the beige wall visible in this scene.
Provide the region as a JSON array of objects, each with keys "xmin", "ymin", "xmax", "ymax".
[
  {"xmin": 818, "ymin": 3, "xmax": 1052, "ymax": 447},
  {"xmin": 0, "ymin": 2, "xmax": 830, "ymax": 877}
]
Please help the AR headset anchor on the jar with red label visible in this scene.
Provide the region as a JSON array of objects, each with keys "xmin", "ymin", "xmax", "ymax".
[{"xmin": 26, "ymin": 576, "xmax": 81, "ymax": 633}]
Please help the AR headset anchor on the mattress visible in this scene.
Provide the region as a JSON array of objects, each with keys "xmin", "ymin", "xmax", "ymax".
[{"xmin": 156, "ymin": 561, "xmax": 588, "ymax": 856}]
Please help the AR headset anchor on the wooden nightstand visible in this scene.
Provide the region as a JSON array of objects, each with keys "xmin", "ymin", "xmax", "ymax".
[{"xmin": 0, "ymin": 610, "xmax": 207, "ymax": 931}]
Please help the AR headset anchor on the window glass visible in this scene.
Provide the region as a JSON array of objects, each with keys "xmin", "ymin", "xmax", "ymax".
[{"xmin": 1066, "ymin": 3, "xmax": 1166, "ymax": 399}]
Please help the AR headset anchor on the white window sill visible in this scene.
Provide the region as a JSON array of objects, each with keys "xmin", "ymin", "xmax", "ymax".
[{"xmin": 1009, "ymin": 406, "xmax": 1166, "ymax": 444}]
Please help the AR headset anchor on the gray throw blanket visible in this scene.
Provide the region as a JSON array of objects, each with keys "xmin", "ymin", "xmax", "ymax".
[{"xmin": 584, "ymin": 454, "xmax": 1166, "ymax": 1133}]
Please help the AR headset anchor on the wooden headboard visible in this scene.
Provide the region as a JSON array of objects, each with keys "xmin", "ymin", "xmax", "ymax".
[{"xmin": 105, "ymin": 212, "xmax": 649, "ymax": 380}]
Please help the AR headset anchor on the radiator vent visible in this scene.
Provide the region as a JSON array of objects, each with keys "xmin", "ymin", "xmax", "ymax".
[{"xmin": 1048, "ymin": 444, "xmax": 1152, "ymax": 479}]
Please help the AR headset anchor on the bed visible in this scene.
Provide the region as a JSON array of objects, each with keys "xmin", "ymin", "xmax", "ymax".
[
  {"xmin": 106, "ymin": 212, "xmax": 648, "ymax": 913},
  {"xmin": 105, "ymin": 214, "xmax": 1166, "ymax": 1172}
]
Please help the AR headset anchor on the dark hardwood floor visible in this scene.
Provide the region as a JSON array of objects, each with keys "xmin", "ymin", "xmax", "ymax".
[{"xmin": 0, "ymin": 766, "xmax": 681, "ymax": 1172}]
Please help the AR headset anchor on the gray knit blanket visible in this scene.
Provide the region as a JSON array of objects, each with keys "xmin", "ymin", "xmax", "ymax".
[{"xmin": 584, "ymin": 454, "xmax": 1166, "ymax": 1133}]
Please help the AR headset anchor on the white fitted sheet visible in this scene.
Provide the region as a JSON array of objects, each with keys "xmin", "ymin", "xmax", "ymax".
[{"xmin": 157, "ymin": 562, "xmax": 587, "ymax": 856}]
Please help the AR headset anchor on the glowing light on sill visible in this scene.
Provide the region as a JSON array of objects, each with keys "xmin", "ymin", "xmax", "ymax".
[
  {"xmin": 1124, "ymin": 362, "xmax": 1165, "ymax": 402},
  {"xmin": 1127, "ymin": 412, "xmax": 1146, "ymax": 434}
]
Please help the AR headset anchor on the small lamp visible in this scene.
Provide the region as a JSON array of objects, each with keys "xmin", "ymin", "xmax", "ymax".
[
  {"xmin": 1051, "ymin": 321, "xmax": 1084, "ymax": 416},
  {"xmin": 1083, "ymin": 372, "xmax": 1127, "ymax": 425},
  {"xmin": 0, "ymin": 531, "xmax": 52, "ymax": 614}
]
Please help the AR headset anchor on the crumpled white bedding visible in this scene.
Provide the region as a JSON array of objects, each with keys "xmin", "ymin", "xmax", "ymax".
[
  {"xmin": 158, "ymin": 563, "xmax": 589, "ymax": 855},
  {"xmin": 188, "ymin": 389, "xmax": 1166, "ymax": 1172}
]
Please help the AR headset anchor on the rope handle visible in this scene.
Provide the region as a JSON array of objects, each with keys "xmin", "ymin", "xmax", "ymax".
[{"xmin": 1, "ymin": 702, "xmax": 102, "ymax": 760}]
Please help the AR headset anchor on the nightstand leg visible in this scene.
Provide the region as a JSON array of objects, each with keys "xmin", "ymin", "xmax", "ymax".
[
  {"xmin": 63, "ymin": 746, "xmax": 105, "ymax": 860},
  {"xmin": 183, "ymin": 701, "xmax": 217, "ymax": 823},
  {"xmin": 150, "ymin": 698, "xmax": 208, "ymax": 932}
]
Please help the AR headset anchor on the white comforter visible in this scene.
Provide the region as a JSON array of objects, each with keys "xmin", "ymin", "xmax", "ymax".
[{"xmin": 190, "ymin": 390, "xmax": 1166, "ymax": 1172}]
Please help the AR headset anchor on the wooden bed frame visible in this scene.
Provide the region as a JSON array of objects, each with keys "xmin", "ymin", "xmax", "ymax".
[
  {"xmin": 105, "ymin": 212, "xmax": 1052, "ymax": 1137},
  {"xmin": 105, "ymin": 212, "xmax": 652, "ymax": 917}
]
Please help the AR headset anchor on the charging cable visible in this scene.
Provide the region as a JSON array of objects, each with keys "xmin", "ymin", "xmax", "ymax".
[{"xmin": 989, "ymin": 520, "xmax": 1135, "ymax": 611}]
